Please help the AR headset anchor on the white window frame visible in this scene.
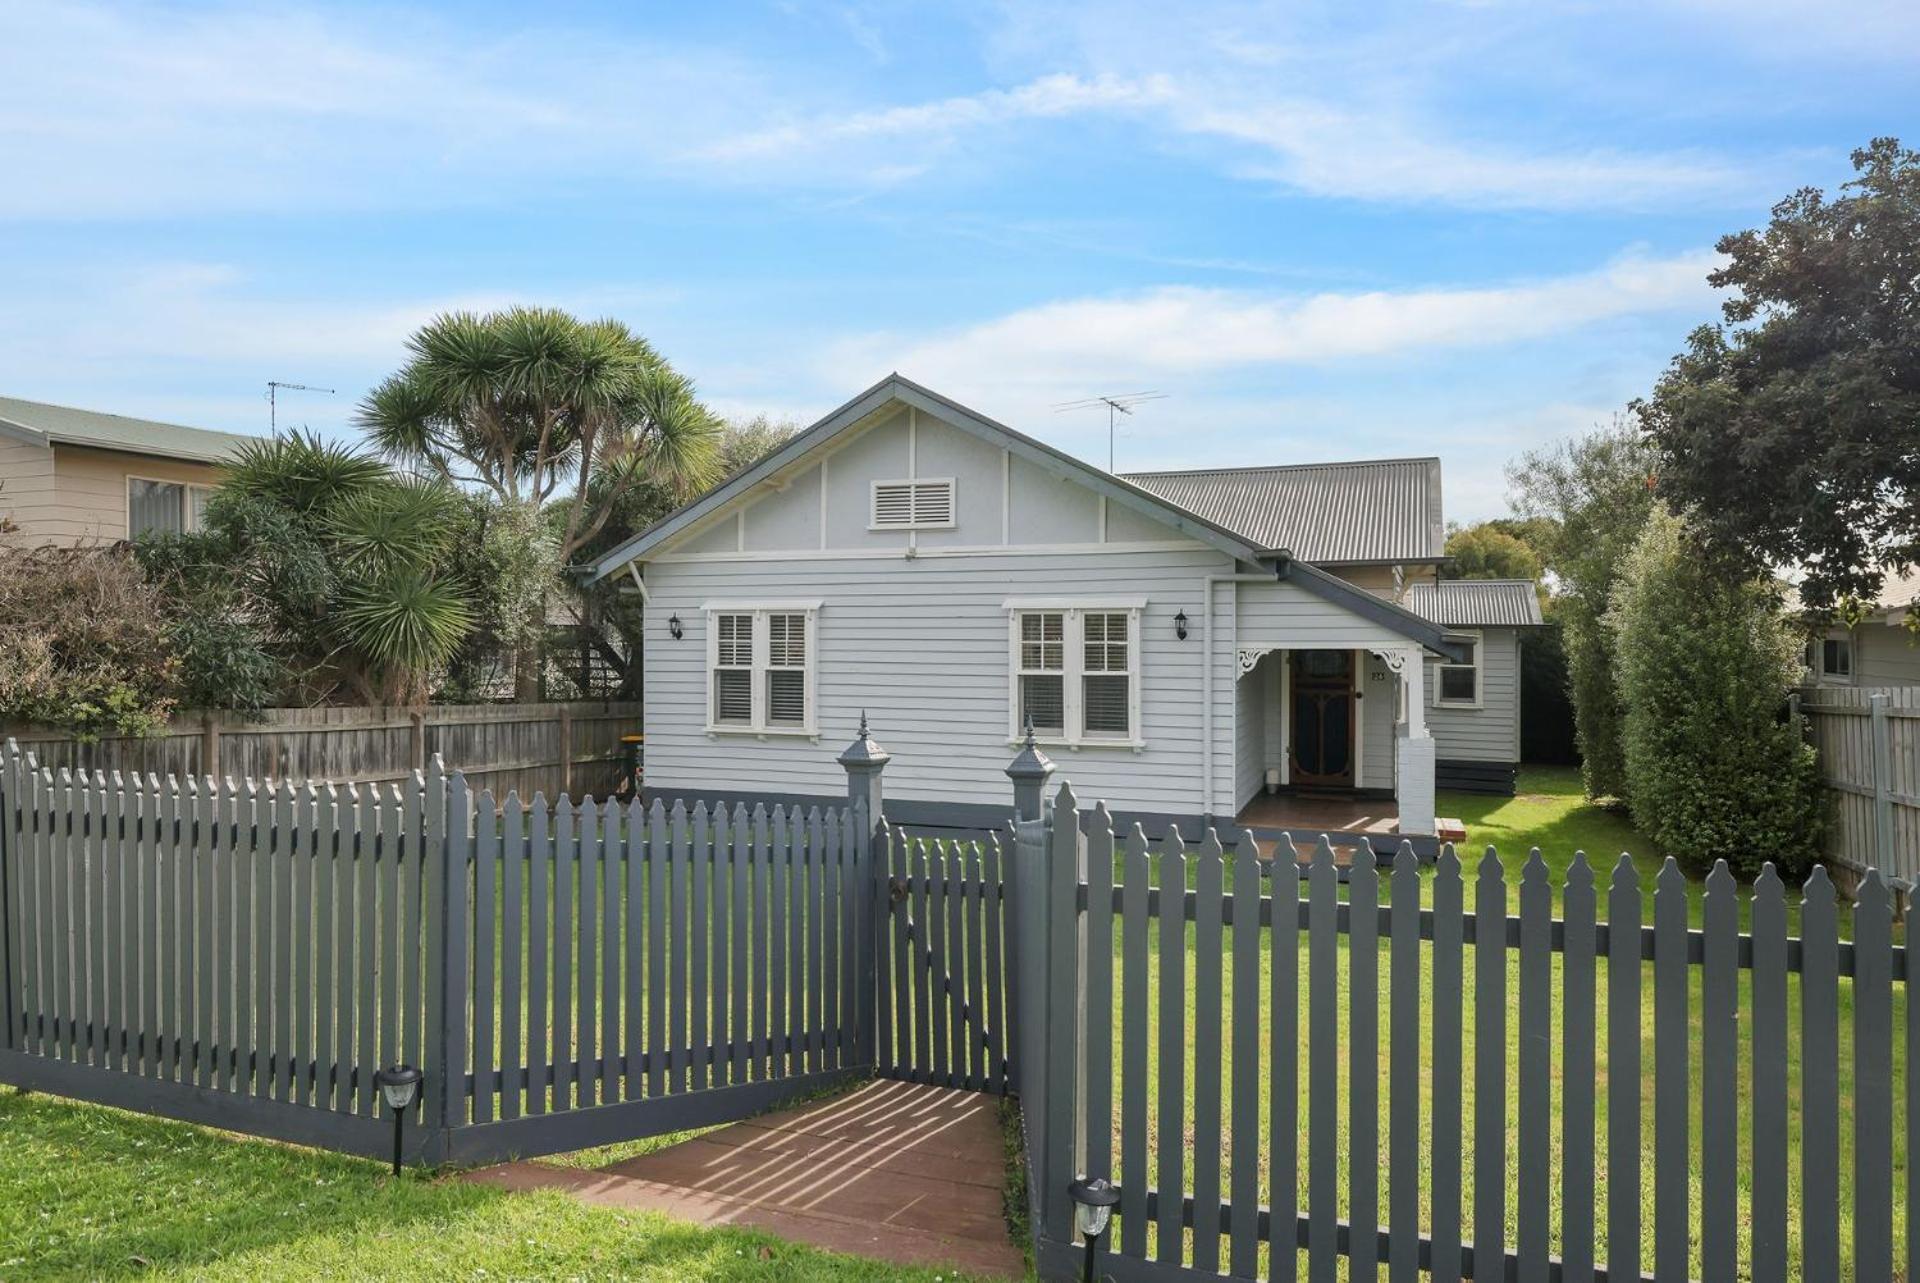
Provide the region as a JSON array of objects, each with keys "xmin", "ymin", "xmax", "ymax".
[
  {"xmin": 869, "ymin": 478, "xmax": 957, "ymax": 531},
  {"xmin": 1431, "ymin": 629, "xmax": 1484, "ymax": 710},
  {"xmin": 1807, "ymin": 628, "xmax": 1855, "ymax": 685},
  {"xmin": 126, "ymin": 474, "xmax": 215, "ymax": 538},
  {"xmin": 1004, "ymin": 597, "xmax": 1146, "ymax": 749},
  {"xmin": 703, "ymin": 601, "xmax": 821, "ymax": 737}
]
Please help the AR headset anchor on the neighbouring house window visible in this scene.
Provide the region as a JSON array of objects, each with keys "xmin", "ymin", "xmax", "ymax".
[
  {"xmin": 128, "ymin": 477, "xmax": 214, "ymax": 538},
  {"xmin": 1008, "ymin": 603, "xmax": 1144, "ymax": 745},
  {"xmin": 706, "ymin": 605, "xmax": 818, "ymax": 734},
  {"xmin": 1433, "ymin": 631, "xmax": 1482, "ymax": 708},
  {"xmin": 1806, "ymin": 631, "xmax": 1854, "ymax": 683},
  {"xmin": 870, "ymin": 478, "xmax": 956, "ymax": 530}
]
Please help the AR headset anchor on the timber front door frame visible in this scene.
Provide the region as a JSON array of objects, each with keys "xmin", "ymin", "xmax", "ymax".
[{"xmin": 1288, "ymin": 648, "xmax": 1357, "ymax": 788}]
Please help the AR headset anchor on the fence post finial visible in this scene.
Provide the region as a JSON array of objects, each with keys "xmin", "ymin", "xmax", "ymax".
[
  {"xmin": 1006, "ymin": 715, "xmax": 1056, "ymax": 824},
  {"xmin": 838, "ymin": 715, "xmax": 890, "ymax": 826}
]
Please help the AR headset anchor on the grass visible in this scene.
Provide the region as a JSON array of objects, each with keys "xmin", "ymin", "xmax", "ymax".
[
  {"xmin": 0, "ymin": 1088, "xmax": 1004, "ymax": 1281},
  {"xmin": 1096, "ymin": 765, "xmax": 1905, "ymax": 1281}
]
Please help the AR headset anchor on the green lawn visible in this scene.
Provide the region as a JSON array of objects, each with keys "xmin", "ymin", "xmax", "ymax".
[
  {"xmin": 1099, "ymin": 765, "xmax": 1901, "ymax": 1282},
  {"xmin": 0, "ymin": 1088, "xmax": 998, "ymax": 1281}
]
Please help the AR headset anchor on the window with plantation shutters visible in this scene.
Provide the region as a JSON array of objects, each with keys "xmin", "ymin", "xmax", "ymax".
[
  {"xmin": 1007, "ymin": 601, "xmax": 1144, "ymax": 746},
  {"xmin": 706, "ymin": 604, "xmax": 819, "ymax": 735},
  {"xmin": 766, "ymin": 613, "xmax": 807, "ymax": 726},
  {"xmin": 1081, "ymin": 612, "xmax": 1131, "ymax": 737},
  {"xmin": 1017, "ymin": 612, "xmax": 1066, "ymax": 733},
  {"xmin": 870, "ymin": 478, "xmax": 956, "ymax": 530},
  {"xmin": 713, "ymin": 613, "xmax": 753, "ymax": 725}
]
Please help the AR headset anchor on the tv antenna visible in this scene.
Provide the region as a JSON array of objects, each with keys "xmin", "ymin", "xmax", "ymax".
[
  {"xmin": 266, "ymin": 380, "xmax": 336, "ymax": 438},
  {"xmin": 1052, "ymin": 391, "xmax": 1168, "ymax": 471}
]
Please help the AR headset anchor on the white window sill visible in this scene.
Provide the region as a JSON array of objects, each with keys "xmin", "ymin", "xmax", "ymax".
[
  {"xmin": 1433, "ymin": 699, "xmax": 1482, "ymax": 711},
  {"xmin": 1007, "ymin": 736, "xmax": 1147, "ymax": 753},
  {"xmin": 705, "ymin": 726, "xmax": 820, "ymax": 741}
]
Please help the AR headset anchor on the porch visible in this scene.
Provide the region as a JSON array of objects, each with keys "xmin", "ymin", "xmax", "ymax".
[{"xmin": 1231, "ymin": 639, "xmax": 1439, "ymax": 847}]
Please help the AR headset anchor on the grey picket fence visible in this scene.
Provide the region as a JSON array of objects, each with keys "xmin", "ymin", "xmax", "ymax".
[
  {"xmin": 1014, "ymin": 779, "xmax": 1914, "ymax": 1283},
  {"xmin": 0, "ymin": 738, "xmax": 878, "ymax": 1166},
  {"xmin": 876, "ymin": 826, "xmax": 1011, "ymax": 1095}
]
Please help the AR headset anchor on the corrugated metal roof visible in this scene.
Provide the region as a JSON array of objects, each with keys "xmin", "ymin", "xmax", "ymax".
[
  {"xmin": 1121, "ymin": 457, "xmax": 1444, "ymax": 563},
  {"xmin": 0, "ymin": 395, "xmax": 259, "ymax": 464},
  {"xmin": 1401, "ymin": 580, "xmax": 1545, "ymax": 628}
]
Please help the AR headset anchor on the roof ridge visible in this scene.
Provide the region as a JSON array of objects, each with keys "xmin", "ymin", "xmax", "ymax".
[
  {"xmin": 1123, "ymin": 456, "xmax": 1440, "ymax": 478},
  {"xmin": 0, "ymin": 393, "xmax": 249, "ymax": 440}
]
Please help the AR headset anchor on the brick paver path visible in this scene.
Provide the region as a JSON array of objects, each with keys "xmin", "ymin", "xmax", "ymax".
[{"xmin": 466, "ymin": 1078, "xmax": 1022, "ymax": 1279}]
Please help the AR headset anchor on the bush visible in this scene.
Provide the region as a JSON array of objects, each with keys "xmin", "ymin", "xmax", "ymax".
[
  {"xmin": 0, "ymin": 544, "xmax": 177, "ymax": 739},
  {"xmin": 1607, "ymin": 507, "xmax": 1825, "ymax": 878}
]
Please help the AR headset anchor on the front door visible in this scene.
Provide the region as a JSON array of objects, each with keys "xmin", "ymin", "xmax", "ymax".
[{"xmin": 1290, "ymin": 650, "xmax": 1354, "ymax": 788}]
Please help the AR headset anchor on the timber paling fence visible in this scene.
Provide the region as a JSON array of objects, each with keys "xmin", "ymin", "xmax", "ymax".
[
  {"xmin": 2, "ymin": 721, "xmax": 1915, "ymax": 1282},
  {"xmin": 1800, "ymin": 686, "xmax": 1920, "ymax": 885}
]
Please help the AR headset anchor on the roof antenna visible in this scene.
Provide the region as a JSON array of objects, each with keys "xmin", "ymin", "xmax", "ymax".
[
  {"xmin": 266, "ymin": 381, "xmax": 336, "ymax": 439},
  {"xmin": 1052, "ymin": 391, "xmax": 1168, "ymax": 472}
]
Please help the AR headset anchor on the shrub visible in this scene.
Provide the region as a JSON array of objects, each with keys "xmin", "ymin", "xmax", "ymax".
[
  {"xmin": 0, "ymin": 543, "xmax": 177, "ymax": 739},
  {"xmin": 1607, "ymin": 507, "xmax": 1825, "ymax": 878}
]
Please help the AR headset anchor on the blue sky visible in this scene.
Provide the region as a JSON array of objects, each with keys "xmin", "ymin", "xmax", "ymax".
[{"xmin": 2, "ymin": 1, "xmax": 1914, "ymax": 519}]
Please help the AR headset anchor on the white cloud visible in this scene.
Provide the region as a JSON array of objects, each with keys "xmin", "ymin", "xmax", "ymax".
[{"xmin": 822, "ymin": 249, "xmax": 1721, "ymax": 405}]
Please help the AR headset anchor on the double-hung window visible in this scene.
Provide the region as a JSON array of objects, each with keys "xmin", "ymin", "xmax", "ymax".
[
  {"xmin": 1006, "ymin": 599, "xmax": 1144, "ymax": 746},
  {"xmin": 706, "ymin": 603, "xmax": 819, "ymax": 735},
  {"xmin": 1432, "ymin": 630, "xmax": 1482, "ymax": 708}
]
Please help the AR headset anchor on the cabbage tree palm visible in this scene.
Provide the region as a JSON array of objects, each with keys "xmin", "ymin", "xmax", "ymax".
[{"xmin": 357, "ymin": 307, "xmax": 721, "ymax": 696}]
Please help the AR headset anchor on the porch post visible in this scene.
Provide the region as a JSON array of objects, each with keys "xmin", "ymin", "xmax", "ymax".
[{"xmin": 1395, "ymin": 648, "xmax": 1436, "ymax": 836}]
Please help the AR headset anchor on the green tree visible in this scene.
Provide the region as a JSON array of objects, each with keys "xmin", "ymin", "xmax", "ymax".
[
  {"xmin": 1639, "ymin": 138, "xmax": 1920, "ymax": 616},
  {"xmin": 1444, "ymin": 521, "xmax": 1546, "ymax": 585},
  {"xmin": 1607, "ymin": 507, "xmax": 1823, "ymax": 878},
  {"xmin": 1508, "ymin": 417, "xmax": 1659, "ymax": 801},
  {"xmin": 357, "ymin": 308, "xmax": 722, "ymax": 694},
  {"xmin": 140, "ymin": 434, "xmax": 474, "ymax": 707}
]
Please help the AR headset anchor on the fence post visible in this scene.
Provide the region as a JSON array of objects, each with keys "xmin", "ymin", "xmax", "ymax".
[
  {"xmin": 1006, "ymin": 720, "xmax": 1056, "ymax": 824},
  {"xmin": 0, "ymin": 740, "xmax": 15, "ymax": 1052},
  {"xmin": 422, "ymin": 756, "xmax": 470, "ymax": 1156},
  {"xmin": 839, "ymin": 714, "xmax": 889, "ymax": 1071},
  {"xmin": 1872, "ymin": 693, "xmax": 1895, "ymax": 876}
]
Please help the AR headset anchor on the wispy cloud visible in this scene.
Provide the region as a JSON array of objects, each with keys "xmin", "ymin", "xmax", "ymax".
[{"xmin": 823, "ymin": 249, "xmax": 1722, "ymax": 401}]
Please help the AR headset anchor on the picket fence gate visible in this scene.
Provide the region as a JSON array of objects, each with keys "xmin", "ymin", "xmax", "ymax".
[{"xmin": 5, "ymin": 719, "xmax": 1916, "ymax": 1283}]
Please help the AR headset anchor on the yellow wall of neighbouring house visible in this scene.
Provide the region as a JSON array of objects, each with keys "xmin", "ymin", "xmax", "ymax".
[{"xmin": 0, "ymin": 443, "xmax": 227, "ymax": 545}]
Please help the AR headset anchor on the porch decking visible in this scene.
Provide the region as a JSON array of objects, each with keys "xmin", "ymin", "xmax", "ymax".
[{"xmin": 1236, "ymin": 790, "xmax": 1448, "ymax": 859}]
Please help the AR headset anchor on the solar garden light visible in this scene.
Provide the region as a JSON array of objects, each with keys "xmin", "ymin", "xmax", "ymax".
[
  {"xmin": 1067, "ymin": 1176, "xmax": 1120, "ymax": 1283},
  {"xmin": 374, "ymin": 1065, "xmax": 422, "ymax": 1177}
]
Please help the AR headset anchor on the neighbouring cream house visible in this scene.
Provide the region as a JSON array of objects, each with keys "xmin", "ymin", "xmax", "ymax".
[{"xmin": 0, "ymin": 395, "xmax": 259, "ymax": 545}]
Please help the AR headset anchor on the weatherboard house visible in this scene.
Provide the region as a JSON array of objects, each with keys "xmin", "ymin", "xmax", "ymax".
[{"xmin": 591, "ymin": 375, "xmax": 1540, "ymax": 849}]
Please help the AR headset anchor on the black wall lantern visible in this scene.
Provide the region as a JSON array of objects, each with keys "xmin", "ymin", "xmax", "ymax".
[
  {"xmin": 1174, "ymin": 610, "xmax": 1189, "ymax": 641},
  {"xmin": 668, "ymin": 614, "xmax": 683, "ymax": 640}
]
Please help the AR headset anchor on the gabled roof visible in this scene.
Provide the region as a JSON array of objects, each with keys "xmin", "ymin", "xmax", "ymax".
[
  {"xmin": 588, "ymin": 374, "xmax": 1463, "ymax": 657},
  {"xmin": 0, "ymin": 394, "xmax": 259, "ymax": 465},
  {"xmin": 1121, "ymin": 458, "xmax": 1444, "ymax": 564},
  {"xmin": 587, "ymin": 373, "xmax": 1278, "ymax": 578},
  {"xmin": 1402, "ymin": 580, "xmax": 1544, "ymax": 629}
]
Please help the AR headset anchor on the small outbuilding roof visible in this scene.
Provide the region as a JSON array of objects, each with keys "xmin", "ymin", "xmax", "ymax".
[
  {"xmin": 1121, "ymin": 458, "xmax": 1445, "ymax": 565},
  {"xmin": 1401, "ymin": 580, "xmax": 1545, "ymax": 629},
  {"xmin": 0, "ymin": 394, "xmax": 259, "ymax": 465}
]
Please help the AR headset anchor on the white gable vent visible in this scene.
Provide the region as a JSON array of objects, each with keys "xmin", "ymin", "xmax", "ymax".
[{"xmin": 870, "ymin": 478, "xmax": 955, "ymax": 530}]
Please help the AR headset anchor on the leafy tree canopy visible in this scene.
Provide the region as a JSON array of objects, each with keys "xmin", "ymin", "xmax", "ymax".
[
  {"xmin": 357, "ymin": 307, "xmax": 723, "ymax": 561},
  {"xmin": 1639, "ymin": 138, "xmax": 1920, "ymax": 615},
  {"xmin": 1443, "ymin": 520, "xmax": 1546, "ymax": 586}
]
